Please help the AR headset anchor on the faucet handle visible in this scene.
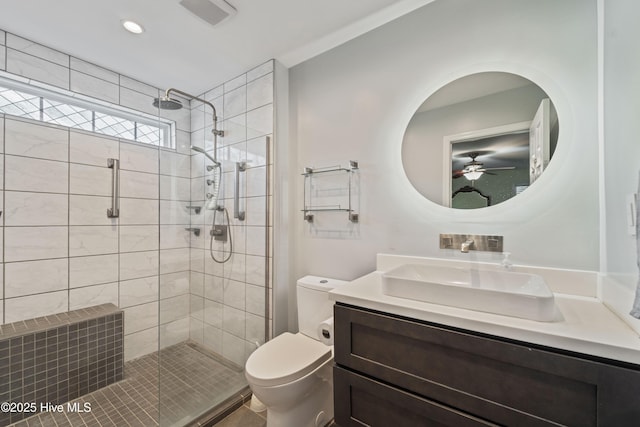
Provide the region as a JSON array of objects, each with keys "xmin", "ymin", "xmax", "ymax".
[{"xmin": 501, "ymin": 252, "xmax": 513, "ymax": 270}]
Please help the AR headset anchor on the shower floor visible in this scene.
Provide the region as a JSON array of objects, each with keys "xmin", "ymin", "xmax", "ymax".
[{"xmin": 9, "ymin": 341, "xmax": 248, "ymax": 427}]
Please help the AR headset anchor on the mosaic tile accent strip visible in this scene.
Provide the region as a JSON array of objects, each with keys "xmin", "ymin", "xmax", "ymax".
[
  {"xmin": 0, "ymin": 304, "xmax": 124, "ymax": 425},
  {"xmin": 8, "ymin": 342, "xmax": 249, "ymax": 427}
]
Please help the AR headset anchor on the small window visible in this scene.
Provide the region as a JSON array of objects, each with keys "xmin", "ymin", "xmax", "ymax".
[{"xmin": 0, "ymin": 76, "xmax": 174, "ymax": 148}]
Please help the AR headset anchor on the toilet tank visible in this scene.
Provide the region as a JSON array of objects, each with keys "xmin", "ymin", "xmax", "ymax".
[{"xmin": 297, "ymin": 275, "xmax": 347, "ymax": 340}]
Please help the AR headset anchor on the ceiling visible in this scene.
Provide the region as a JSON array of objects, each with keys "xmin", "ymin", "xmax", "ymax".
[{"xmin": 0, "ymin": 0, "xmax": 433, "ymax": 94}]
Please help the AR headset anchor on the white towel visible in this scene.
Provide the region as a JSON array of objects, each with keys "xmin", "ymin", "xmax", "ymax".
[{"xmin": 630, "ymin": 172, "xmax": 640, "ymax": 319}]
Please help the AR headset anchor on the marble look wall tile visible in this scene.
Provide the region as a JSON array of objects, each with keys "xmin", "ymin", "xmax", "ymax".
[
  {"xmin": 246, "ymin": 255, "xmax": 266, "ymax": 286},
  {"xmin": 69, "ymin": 195, "xmax": 116, "ymax": 226},
  {"xmin": 190, "ymin": 318, "xmax": 205, "ymax": 346},
  {"xmin": 204, "ymin": 274, "xmax": 224, "ymax": 303},
  {"xmin": 160, "ymin": 294, "xmax": 189, "ymax": 324},
  {"xmin": 119, "ymin": 76, "xmax": 158, "ymax": 98},
  {"xmin": 224, "ymin": 85, "xmax": 247, "ymax": 120},
  {"xmin": 124, "ymin": 327, "xmax": 158, "ymax": 362},
  {"xmin": 4, "ymin": 191, "xmax": 68, "ymax": 226},
  {"xmin": 120, "ymin": 141, "xmax": 158, "ymax": 174},
  {"xmin": 124, "ymin": 301, "xmax": 158, "ymax": 334},
  {"xmin": 191, "ymin": 295, "xmax": 205, "ymax": 321},
  {"xmin": 4, "ymin": 258, "xmax": 68, "ymax": 298},
  {"xmin": 160, "ymin": 175, "xmax": 190, "ymax": 201},
  {"xmin": 70, "ymin": 70, "xmax": 119, "ymax": 104},
  {"xmin": 246, "ymin": 136, "xmax": 268, "ymax": 167},
  {"xmin": 70, "ymin": 57, "xmax": 119, "ymax": 84},
  {"xmin": 120, "ymin": 276, "xmax": 159, "ymax": 308},
  {"xmin": 190, "ymin": 176, "xmax": 205, "ymax": 202},
  {"xmin": 190, "ymin": 249, "xmax": 205, "ymax": 274},
  {"xmin": 6, "ymin": 48, "xmax": 69, "ymax": 89},
  {"xmin": 69, "ymin": 254, "xmax": 119, "ymax": 288},
  {"xmin": 7, "ymin": 34, "xmax": 69, "ymax": 66},
  {"xmin": 246, "ymin": 226, "xmax": 267, "ymax": 256},
  {"xmin": 160, "ymin": 225, "xmax": 190, "ymax": 250},
  {"xmin": 70, "ymin": 131, "xmax": 119, "ymax": 166},
  {"xmin": 4, "ymin": 290, "xmax": 68, "ymax": 323},
  {"xmin": 4, "ymin": 118, "xmax": 69, "ymax": 161},
  {"xmin": 120, "ymin": 250, "xmax": 159, "ymax": 281},
  {"xmin": 160, "ymin": 271, "xmax": 190, "ymax": 299},
  {"xmin": 246, "ymin": 165, "xmax": 267, "ymax": 197},
  {"xmin": 119, "ymin": 198, "xmax": 159, "ymax": 225},
  {"xmin": 245, "ymin": 312, "xmax": 266, "ymax": 346},
  {"xmin": 247, "ymin": 73, "xmax": 273, "ymax": 111},
  {"xmin": 160, "ymin": 248, "xmax": 190, "ymax": 274},
  {"xmin": 4, "ymin": 226, "xmax": 68, "ymax": 262},
  {"xmin": 5, "ymin": 155, "xmax": 68, "ymax": 193},
  {"xmin": 204, "ymin": 299, "xmax": 223, "ymax": 329},
  {"xmin": 220, "ymin": 114, "xmax": 247, "ymax": 146},
  {"xmin": 120, "ymin": 225, "xmax": 160, "ymax": 252},
  {"xmin": 223, "ymin": 305, "xmax": 246, "ymax": 338},
  {"xmin": 160, "ymin": 318, "xmax": 190, "ymax": 349},
  {"xmin": 69, "ymin": 225, "xmax": 118, "ymax": 256},
  {"xmin": 190, "ymin": 272, "xmax": 205, "ymax": 297},
  {"xmin": 160, "ymin": 200, "xmax": 191, "ymax": 225},
  {"xmin": 119, "ymin": 87, "xmax": 157, "ymax": 116},
  {"xmin": 203, "ymin": 324, "xmax": 222, "ymax": 354},
  {"xmin": 160, "ymin": 151, "xmax": 191, "ymax": 178},
  {"xmin": 246, "ymin": 283, "xmax": 266, "ymax": 316},
  {"xmin": 245, "ymin": 196, "xmax": 267, "ymax": 226},
  {"xmin": 223, "ymin": 279, "xmax": 245, "ymax": 311},
  {"xmin": 0, "ymin": 45, "xmax": 5, "ymax": 71},
  {"xmin": 246, "ymin": 104, "xmax": 273, "ymax": 139},
  {"xmin": 69, "ymin": 282, "xmax": 118, "ymax": 310},
  {"xmin": 69, "ymin": 163, "xmax": 111, "ymax": 196},
  {"xmin": 247, "ymin": 61, "xmax": 273, "ymax": 82},
  {"xmin": 175, "ymin": 130, "xmax": 191, "ymax": 154},
  {"xmin": 222, "ymin": 331, "xmax": 246, "ymax": 366},
  {"xmin": 120, "ymin": 170, "xmax": 159, "ymax": 199},
  {"xmin": 224, "ymin": 74, "xmax": 246, "ymax": 93},
  {"xmin": 0, "ymin": 118, "xmax": 4, "ymax": 152},
  {"xmin": 204, "ymin": 84, "xmax": 223, "ymax": 102}
]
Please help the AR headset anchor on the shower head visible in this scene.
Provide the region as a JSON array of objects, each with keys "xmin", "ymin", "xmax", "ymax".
[
  {"xmin": 191, "ymin": 145, "xmax": 220, "ymax": 165},
  {"xmin": 153, "ymin": 96, "xmax": 183, "ymax": 110}
]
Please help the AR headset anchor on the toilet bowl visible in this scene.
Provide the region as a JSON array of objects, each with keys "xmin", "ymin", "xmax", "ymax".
[
  {"xmin": 245, "ymin": 276, "xmax": 346, "ymax": 427},
  {"xmin": 246, "ymin": 332, "xmax": 333, "ymax": 427}
]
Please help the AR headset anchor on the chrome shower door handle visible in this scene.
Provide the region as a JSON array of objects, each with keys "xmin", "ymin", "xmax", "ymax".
[
  {"xmin": 234, "ymin": 162, "xmax": 246, "ymax": 221},
  {"xmin": 107, "ymin": 158, "xmax": 120, "ymax": 218}
]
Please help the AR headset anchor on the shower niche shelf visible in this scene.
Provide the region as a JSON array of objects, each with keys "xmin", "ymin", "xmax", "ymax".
[{"xmin": 302, "ymin": 160, "xmax": 359, "ymax": 223}]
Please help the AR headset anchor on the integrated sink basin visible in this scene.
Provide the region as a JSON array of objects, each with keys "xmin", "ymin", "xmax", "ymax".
[{"xmin": 381, "ymin": 264, "xmax": 556, "ymax": 321}]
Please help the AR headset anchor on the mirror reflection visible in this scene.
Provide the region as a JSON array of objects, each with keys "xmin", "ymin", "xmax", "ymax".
[{"xmin": 402, "ymin": 72, "xmax": 559, "ymax": 209}]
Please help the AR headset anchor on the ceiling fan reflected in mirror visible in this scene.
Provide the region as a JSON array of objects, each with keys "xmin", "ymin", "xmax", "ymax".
[{"xmin": 452, "ymin": 152, "xmax": 516, "ymax": 181}]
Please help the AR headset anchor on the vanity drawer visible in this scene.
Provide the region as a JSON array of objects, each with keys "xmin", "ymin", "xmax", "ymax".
[
  {"xmin": 334, "ymin": 304, "xmax": 640, "ymax": 427},
  {"xmin": 334, "ymin": 366, "xmax": 497, "ymax": 427}
]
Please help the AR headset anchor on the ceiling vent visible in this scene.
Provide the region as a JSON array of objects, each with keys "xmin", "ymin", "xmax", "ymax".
[{"xmin": 179, "ymin": 0, "xmax": 237, "ymax": 27}]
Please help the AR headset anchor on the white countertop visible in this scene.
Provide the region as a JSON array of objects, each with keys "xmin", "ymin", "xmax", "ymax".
[{"xmin": 330, "ymin": 271, "xmax": 640, "ymax": 365}]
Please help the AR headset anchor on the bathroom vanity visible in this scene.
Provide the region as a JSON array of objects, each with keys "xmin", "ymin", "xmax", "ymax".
[{"xmin": 330, "ymin": 255, "xmax": 640, "ymax": 426}]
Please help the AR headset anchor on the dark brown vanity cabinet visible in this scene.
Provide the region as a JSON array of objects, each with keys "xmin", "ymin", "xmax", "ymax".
[{"xmin": 333, "ymin": 304, "xmax": 640, "ymax": 427}]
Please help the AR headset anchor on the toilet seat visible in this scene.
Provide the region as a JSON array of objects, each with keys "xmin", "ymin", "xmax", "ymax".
[{"xmin": 245, "ymin": 332, "xmax": 332, "ymax": 387}]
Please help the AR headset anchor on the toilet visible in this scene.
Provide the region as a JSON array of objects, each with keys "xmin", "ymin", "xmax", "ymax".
[{"xmin": 245, "ymin": 276, "xmax": 346, "ymax": 427}]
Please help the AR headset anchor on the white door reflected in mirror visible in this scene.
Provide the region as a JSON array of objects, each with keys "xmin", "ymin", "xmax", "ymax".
[{"xmin": 402, "ymin": 72, "xmax": 559, "ymax": 209}]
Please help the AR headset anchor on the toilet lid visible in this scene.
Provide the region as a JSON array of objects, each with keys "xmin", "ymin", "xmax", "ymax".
[{"xmin": 245, "ymin": 332, "xmax": 332, "ymax": 387}]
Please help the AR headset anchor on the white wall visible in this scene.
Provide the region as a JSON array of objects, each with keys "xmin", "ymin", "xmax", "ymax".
[
  {"xmin": 288, "ymin": 0, "xmax": 599, "ymax": 296},
  {"xmin": 601, "ymin": 0, "xmax": 640, "ymax": 333}
]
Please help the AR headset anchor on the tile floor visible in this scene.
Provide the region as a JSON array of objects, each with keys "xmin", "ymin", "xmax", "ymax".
[{"xmin": 8, "ymin": 341, "xmax": 247, "ymax": 427}]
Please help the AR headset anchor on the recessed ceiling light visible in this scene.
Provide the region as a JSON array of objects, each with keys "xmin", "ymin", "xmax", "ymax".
[{"xmin": 122, "ymin": 20, "xmax": 144, "ymax": 34}]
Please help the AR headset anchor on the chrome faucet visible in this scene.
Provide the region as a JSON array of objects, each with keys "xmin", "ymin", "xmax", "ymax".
[{"xmin": 461, "ymin": 238, "xmax": 474, "ymax": 253}]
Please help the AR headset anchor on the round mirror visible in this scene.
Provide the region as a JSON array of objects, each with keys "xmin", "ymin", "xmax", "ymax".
[{"xmin": 402, "ymin": 72, "xmax": 559, "ymax": 209}]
